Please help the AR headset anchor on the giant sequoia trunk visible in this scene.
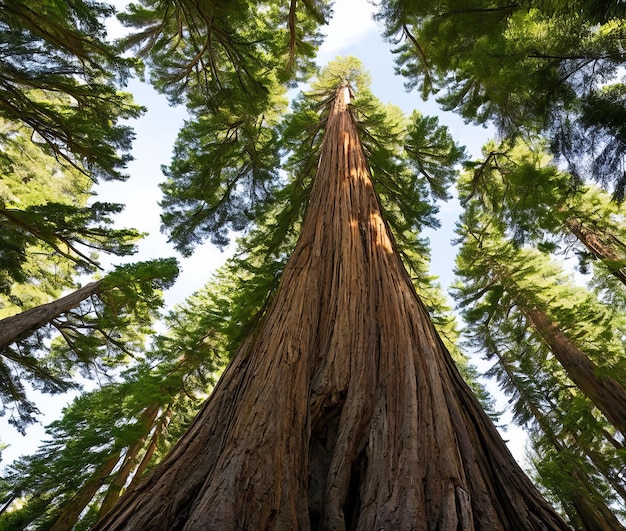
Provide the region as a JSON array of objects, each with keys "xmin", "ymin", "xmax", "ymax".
[{"xmin": 94, "ymin": 86, "xmax": 566, "ymax": 530}]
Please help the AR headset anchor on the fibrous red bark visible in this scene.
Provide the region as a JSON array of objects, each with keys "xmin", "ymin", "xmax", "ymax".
[{"xmin": 93, "ymin": 86, "xmax": 567, "ymax": 530}]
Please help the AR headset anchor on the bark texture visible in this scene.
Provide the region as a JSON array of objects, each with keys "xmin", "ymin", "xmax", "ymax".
[
  {"xmin": 526, "ymin": 307, "xmax": 626, "ymax": 435},
  {"xmin": 94, "ymin": 86, "xmax": 567, "ymax": 530},
  {"xmin": 565, "ymin": 218, "xmax": 626, "ymax": 287},
  {"xmin": 0, "ymin": 280, "xmax": 102, "ymax": 350}
]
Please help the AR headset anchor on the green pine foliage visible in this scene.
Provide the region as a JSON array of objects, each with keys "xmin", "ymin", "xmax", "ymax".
[
  {"xmin": 463, "ymin": 138, "xmax": 626, "ymax": 269},
  {"xmin": 453, "ymin": 166, "xmax": 626, "ymax": 526},
  {"xmin": 0, "ymin": 1, "xmax": 180, "ymax": 434},
  {"xmin": 0, "ymin": 120, "xmax": 142, "ymax": 311},
  {"xmin": 376, "ymin": 0, "xmax": 626, "ymax": 196},
  {"xmin": 1, "ymin": 258, "xmax": 178, "ymax": 433},
  {"xmin": 0, "ymin": 0, "xmax": 142, "ymax": 181},
  {"xmin": 0, "ymin": 264, "xmax": 235, "ymax": 530},
  {"xmin": 118, "ymin": 0, "xmax": 329, "ymax": 252}
]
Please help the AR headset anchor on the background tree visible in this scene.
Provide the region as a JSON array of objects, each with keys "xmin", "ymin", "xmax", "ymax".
[
  {"xmin": 453, "ymin": 174, "xmax": 626, "ymax": 526},
  {"xmin": 488, "ymin": 328, "xmax": 625, "ymax": 529},
  {"xmin": 463, "ymin": 138, "xmax": 626, "ymax": 287},
  {"xmin": 376, "ymin": 0, "xmax": 626, "ymax": 197},
  {"xmin": 0, "ymin": 0, "xmax": 183, "ymax": 437},
  {"xmin": 0, "ymin": 119, "xmax": 143, "ymax": 310},
  {"xmin": 454, "ymin": 196, "xmax": 626, "ymax": 433},
  {"xmin": 119, "ymin": 0, "xmax": 329, "ymax": 250},
  {"xmin": 0, "ymin": 269, "xmax": 229, "ymax": 530},
  {"xmin": 0, "ymin": 258, "xmax": 178, "ymax": 433},
  {"xmin": 0, "ymin": 0, "xmax": 141, "ymax": 181}
]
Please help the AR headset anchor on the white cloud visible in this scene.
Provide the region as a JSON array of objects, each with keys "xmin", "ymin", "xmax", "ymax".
[{"xmin": 318, "ymin": 0, "xmax": 378, "ymax": 60}]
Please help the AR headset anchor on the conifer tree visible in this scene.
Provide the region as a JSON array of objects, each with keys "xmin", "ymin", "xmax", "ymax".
[
  {"xmin": 93, "ymin": 68, "xmax": 565, "ymax": 529},
  {"xmin": 464, "ymin": 138, "xmax": 626, "ymax": 287},
  {"xmin": 455, "ymin": 198, "xmax": 626, "ymax": 434},
  {"xmin": 0, "ymin": 259, "xmax": 178, "ymax": 432},
  {"xmin": 377, "ymin": 0, "xmax": 626, "ymax": 197},
  {"xmin": 454, "ymin": 177, "xmax": 626, "ymax": 526},
  {"xmin": 0, "ymin": 0, "xmax": 141, "ymax": 181},
  {"xmin": 455, "ymin": 287, "xmax": 626, "ymax": 528},
  {"xmin": 0, "ymin": 0, "xmax": 176, "ymax": 431},
  {"xmin": 1, "ymin": 158, "xmax": 495, "ymax": 528},
  {"xmin": 0, "ymin": 274, "xmax": 227, "ymax": 529}
]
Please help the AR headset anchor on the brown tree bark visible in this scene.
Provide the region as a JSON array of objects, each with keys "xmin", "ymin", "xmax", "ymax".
[
  {"xmin": 565, "ymin": 218, "xmax": 626, "ymax": 287},
  {"xmin": 93, "ymin": 86, "xmax": 567, "ymax": 530},
  {"xmin": 525, "ymin": 307, "xmax": 626, "ymax": 435},
  {"xmin": 0, "ymin": 280, "xmax": 102, "ymax": 350}
]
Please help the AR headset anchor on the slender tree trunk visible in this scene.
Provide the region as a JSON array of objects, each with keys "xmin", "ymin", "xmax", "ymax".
[
  {"xmin": 525, "ymin": 307, "xmax": 626, "ymax": 435},
  {"xmin": 93, "ymin": 86, "xmax": 566, "ymax": 530},
  {"xmin": 48, "ymin": 451, "xmax": 121, "ymax": 531},
  {"xmin": 601, "ymin": 427, "xmax": 624, "ymax": 453},
  {"xmin": 568, "ymin": 471, "xmax": 625, "ymax": 531},
  {"xmin": 566, "ymin": 429, "xmax": 626, "ymax": 507},
  {"xmin": 0, "ymin": 495, "xmax": 16, "ymax": 516},
  {"xmin": 565, "ymin": 425, "xmax": 626, "ymax": 505},
  {"xmin": 0, "ymin": 280, "xmax": 102, "ymax": 350},
  {"xmin": 565, "ymin": 218, "xmax": 626, "ymax": 287},
  {"xmin": 97, "ymin": 403, "xmax": 161, "ymax": 518},
  {"xmin": 125, "ymin": 407, "xmax": 173, "ymax": 492}
]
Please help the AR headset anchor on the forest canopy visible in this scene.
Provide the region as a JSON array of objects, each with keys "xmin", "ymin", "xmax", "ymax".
[{"xmin": 0, "ymin": 1, "xmax": 625, "ymax": 529}]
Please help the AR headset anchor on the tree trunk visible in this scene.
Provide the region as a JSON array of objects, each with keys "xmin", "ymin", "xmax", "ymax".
[
  {"xmin": 0, "ymin": 495, "xmax": 16, "ymax": 516},
  {"xmin": 48, "ymin": 451, "xmax": 121, "ymax": 531},
  {"xmin": 568, "ymin": 470, "xmax": 625, "ymax": 531},
  {"xmin": 93, "ymin": 86, "xmax": 566, "ymax": 530},
  {"xmin": 0, "ymin": 280, "xmax": 102, "ymax": 350},
  {"xmin": 493, "ymin": 350, "xmax": 623, "ymax": 530},
  {"xmin": 525, "ymin": 307, "xmax": 626, "ymax": 435},
  {"xmin": 565, "ymin": 218, "xmax": 626, "ymax": 287},
  {"xmin": 97, "ymin": 403, "xmax": 161, "ymax": 518},
  {"xmin": 124, "ymin": 407, "xmax": 172, "ymax": 492}
]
